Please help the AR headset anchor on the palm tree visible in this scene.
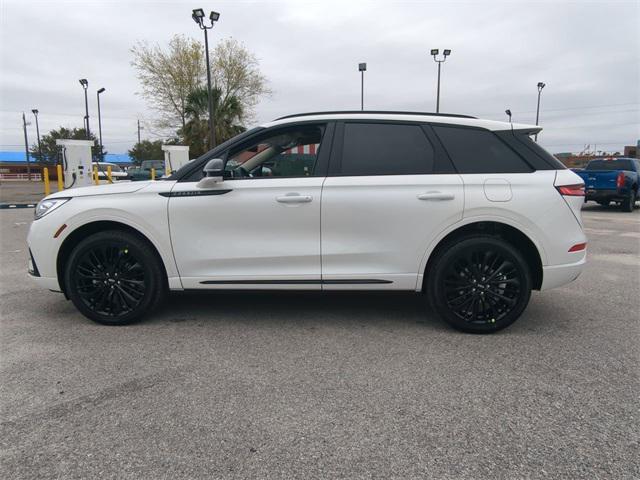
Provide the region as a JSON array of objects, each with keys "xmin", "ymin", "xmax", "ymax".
[{"xmin": 181, "ymin": 86, "xmax": 245, "ymax": 156}]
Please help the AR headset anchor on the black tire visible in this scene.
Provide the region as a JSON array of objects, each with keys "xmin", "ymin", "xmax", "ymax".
[
  {"xmin": 64, "ymin": 230, "xmax": 166, "ymax": 325},
  {"xmin": 621, "ymin": 190, "xmax": 636, "ymax": 212},
  {"xmin": 597, "ymin": 200, "xmax": 610, "ymax": 207},
  {"xmin": 426, "ymin": 236, "xmax": 532, "ymax": 334}
]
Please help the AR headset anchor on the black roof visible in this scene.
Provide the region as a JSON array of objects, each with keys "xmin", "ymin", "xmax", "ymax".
[{"xmin": 275, "ymin": 111, "xmax": 477, "ymax": 121}]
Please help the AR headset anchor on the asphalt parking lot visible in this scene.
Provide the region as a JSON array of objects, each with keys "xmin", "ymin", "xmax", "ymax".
[{"xmin": 1, "ymin": 204, "xmax": 638, "ymax": 479}]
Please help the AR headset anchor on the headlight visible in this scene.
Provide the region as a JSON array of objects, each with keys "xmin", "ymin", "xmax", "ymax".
[{"xmin": 34, "ymin": 198, "xmax": 70, "ymax": 220}]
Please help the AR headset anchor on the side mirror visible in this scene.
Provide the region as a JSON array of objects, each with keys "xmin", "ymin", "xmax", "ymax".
[{"xmin": 196, "ymin": 158, "xmax": 224, "ymax": 189}]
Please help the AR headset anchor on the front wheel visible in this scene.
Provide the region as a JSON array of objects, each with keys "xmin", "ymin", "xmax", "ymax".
[
  {"xmin": 426, "ymin": 236, "xmax": 532, "ymax": 333},
  {"xmin": 64, "ymin": 230, "xmax": 166, "ymax": 325}
]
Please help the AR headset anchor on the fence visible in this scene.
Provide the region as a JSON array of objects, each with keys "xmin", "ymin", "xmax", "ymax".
[{"xmin": 0, "ymin": 173, "xmax": 43, "ymax": 181}]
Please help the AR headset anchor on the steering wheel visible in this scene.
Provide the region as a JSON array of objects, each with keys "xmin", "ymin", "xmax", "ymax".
[{"xmin": 232, "ymin": 166, "xmax": 252, "ymax": 178}]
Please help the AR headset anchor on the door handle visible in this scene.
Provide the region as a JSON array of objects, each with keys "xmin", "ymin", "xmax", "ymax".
[
  {"xmin": 276, "ymin": 194, "xmax": 313, "ymax": 204},
  {"xmin": 417, "ymin": 191, "xmax": 455, "ymax": 201}
]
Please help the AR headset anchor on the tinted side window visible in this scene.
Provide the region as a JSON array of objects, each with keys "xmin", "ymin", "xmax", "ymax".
[
  {"xmin": 340, "ymin": 123, "xmax": 434, "ymax": 176},
  {"xmin": 433, "ymin": 126, "xmax": 532, "ymax": 174}
]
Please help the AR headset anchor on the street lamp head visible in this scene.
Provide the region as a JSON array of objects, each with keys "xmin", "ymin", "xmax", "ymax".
[
  {"xmin": 358, "ymin": 62, "xmax": 367, "ymax": 72},
  {"xmin": 192, "ymin": 8, "xmax": 205, "ymax": 24},
  {"xmin": 443, "ymin": 49, "xmax": 451, "ymax": 56},
  {"xmin": 97, "ymin": 87, "xmax": 106, "ymax": 94},
  {"xmin": 79, "ymin": 78, "xmax": 88, "ymax": 88},
  {"xmin": 430, "ymin": 49, "xmax": 439, "ymax": 56},
  {"xmin": 32, "ymin": 109, "xmax": 38, "ymax": 115},
  {"xmin": 210, "ymin": 11, "xmax": 220, "ymax": 22},
  {"xmin": 537, "ymin": 82, "xmax": 546, "ymax": 90},
  {"xmin": 505, "ymin": 109, "xmax": 512, "ymax": 121}
]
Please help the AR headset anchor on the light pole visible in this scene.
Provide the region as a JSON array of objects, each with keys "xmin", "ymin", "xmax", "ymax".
[
  {"xmin": 535, "ymin": 82, "xmax": 546, "ymax": 142},
  {"xmin": 79, "ymin": 78, "xmax": 90, "ymax": 139},
  {"xmin": 97, "ymin": 87, "xmax": 106, "ymax": 161},
  {"xmin": 31, "ymin": 109, "xmax": 42, "ymax": 162},
  {"xmin": 358, "ymin": 63, "xmax": 367, "ymax": 111},
  {"xmin": 430, "ymin": 48, "xmax": 451, "ymax": 113},
  {"xmin": 192, "ymin": 8, "xmax": 220, "ymax": 149},
  {"xmin": 137, "ymin": 119, "xmax": 143, "ymax": 144},
  {"xmin": 22, "ymin": 113, "xmax": 31, "ymax": 181}
]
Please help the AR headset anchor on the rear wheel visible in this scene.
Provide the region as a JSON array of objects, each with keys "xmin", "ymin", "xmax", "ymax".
[
  {"xmin": 64, "ymin": 230, "xmax": 165, "ymax": 325},
  {"xmin": 621, "ymin": 190, "xmax": 636, "ymax": 212},
  {"xmin": 426, "ymin": 236, "xmax": 532, "ymax": 333}
]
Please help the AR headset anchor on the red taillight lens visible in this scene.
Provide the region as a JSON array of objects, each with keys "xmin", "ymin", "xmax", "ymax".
[
  {"xmin": 616, "ymin": 172, "xmax": 625, "ymax": 189},
  {"xmin": 556, "ymin": 184, "xmax": 585, "ymax": 196},
  {"xmin": 568, "ymin": 242, "xmax": 587, "ymax": 252}
]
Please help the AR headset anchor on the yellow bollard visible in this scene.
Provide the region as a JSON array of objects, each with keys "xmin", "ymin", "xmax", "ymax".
[
  {"xmin": 151, "ymin": 168, "xmax": 156, "ymax": 181},
  {"xmin": 93, "ymin": 166, "xmax": 99, "ymax": 185},
  {"xmin": 107, "ymin": 165, "xmax": 112, "ymax": 183},
  {"xmin": 56, "ymin": 164, "xmax": 63, "ymax": 191},
  {"xmin": 43, "ymin": 167, "xmax": 50, "ymax": 196}
]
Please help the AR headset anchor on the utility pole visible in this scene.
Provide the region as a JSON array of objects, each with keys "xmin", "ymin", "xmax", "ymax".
[
  {"xmin": 137, "ymin": 119, "xmax": 142, "ymax": 144},
  {"xmin": 22, "ymin": 113, "xmax": 31, "ymax": 181}
]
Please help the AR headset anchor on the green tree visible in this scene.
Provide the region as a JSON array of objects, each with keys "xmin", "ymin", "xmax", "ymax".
[
  {"xmin": 128, "ymin": 140, "xmax": 164, "ymax": 164},
  {"xmin": 31, "ymin": 127, "xmax": 100, "ymax": 164},
  {"xmin": 179, "ymin": 86, "xmax": 245, "ymax": 157}
]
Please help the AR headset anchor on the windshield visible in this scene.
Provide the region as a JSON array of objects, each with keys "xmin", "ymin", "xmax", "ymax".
[{"xmin": 586, "ymin": 159, "xmax": 633, "ymax": 171}]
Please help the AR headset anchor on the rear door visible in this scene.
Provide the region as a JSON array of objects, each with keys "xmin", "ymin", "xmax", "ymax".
[{"xmin": 320, "ymin": 121, "xmax": 463, "ymax": 290}]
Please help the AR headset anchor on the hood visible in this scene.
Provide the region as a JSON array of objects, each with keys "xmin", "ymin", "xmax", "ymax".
[{"xmin": 47, "ymin": 181, "xmax": 153, "ymax": 199}]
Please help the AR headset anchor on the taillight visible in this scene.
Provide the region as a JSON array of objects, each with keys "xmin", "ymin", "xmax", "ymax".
[
  {"xmin": 556, "ymin": 184, "xmax": 585, "ymax": 196},
  {"xmin": 616, "ymin": 172, "xmax": 625, "ymax": 189}
]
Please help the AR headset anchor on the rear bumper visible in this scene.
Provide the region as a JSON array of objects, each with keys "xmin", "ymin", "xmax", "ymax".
[
  {"xmin": 585, "ymin": 189, "xmax": 627, "ymax": 201},
  {"xmin": 540, "ymin": 255, "xmax": 586, "ymax": 290}
]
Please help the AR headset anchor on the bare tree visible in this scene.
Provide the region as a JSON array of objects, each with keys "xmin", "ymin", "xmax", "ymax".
[
  {"xmin": 212, "ymin": 38, "xmax": 271, "ymax": 123},
  {"xmin": 130, "ymin": 35, "xmax": 205, "ymax": 132},
  {"xmin": 131, "ymin": 36, "xmax": 270, "ymax": 136}
]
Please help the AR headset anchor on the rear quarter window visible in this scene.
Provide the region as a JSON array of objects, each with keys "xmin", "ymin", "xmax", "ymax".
[{"xmin": 433, "ymin": 126, "xmax": 532, "ymax": 174}]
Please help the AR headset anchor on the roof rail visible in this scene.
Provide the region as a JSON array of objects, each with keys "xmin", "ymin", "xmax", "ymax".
[{"xmin": 274, "ymin": 110, "xmax": 477, "ymax": 121}]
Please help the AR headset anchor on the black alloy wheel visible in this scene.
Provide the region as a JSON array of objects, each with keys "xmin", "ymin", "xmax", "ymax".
[
  {"xmin": 65, "ymin": 230, "xmax": 165, "ymax": 325},
  {"xmin": 427, "ymin": 236, "xmax": 532, "ymax": 333}
]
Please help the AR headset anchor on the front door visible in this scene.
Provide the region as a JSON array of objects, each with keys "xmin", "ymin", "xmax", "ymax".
[{"xmin": 168, "ymin": 123, "xmax": 332, "ymax": 289}]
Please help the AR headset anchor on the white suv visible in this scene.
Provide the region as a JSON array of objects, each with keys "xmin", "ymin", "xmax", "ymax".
[{"xmin": 27, "ymin": 112, "xmax": 587, "ymax": 333}]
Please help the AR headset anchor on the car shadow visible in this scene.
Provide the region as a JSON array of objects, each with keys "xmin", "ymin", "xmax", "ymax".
[{"xmin": 149, "ymin": 290, "xmax": 451, "ymax": 332}]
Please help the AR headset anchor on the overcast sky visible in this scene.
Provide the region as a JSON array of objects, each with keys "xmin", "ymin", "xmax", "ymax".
[{"xmin": 1, "ymin": 0, "xmax": 638, "ymax": 155}]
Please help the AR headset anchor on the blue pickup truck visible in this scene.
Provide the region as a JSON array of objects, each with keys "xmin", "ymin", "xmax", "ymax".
[{"xmin": 576, "ymin": 157, "xmax": 639, "ymax": 212}]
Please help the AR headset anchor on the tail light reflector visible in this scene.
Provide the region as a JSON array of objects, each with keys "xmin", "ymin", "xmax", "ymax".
[
  {"xmin": 568, "ymin": 242, "xmax": 587, "ymax": 252},
  {"xmin": 616, "ymin": 172, "xmax": 625, "ymax": 189},
  {"xmin": 556, "ymin": 184, "xmax": 585, "ymax": 196}
]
